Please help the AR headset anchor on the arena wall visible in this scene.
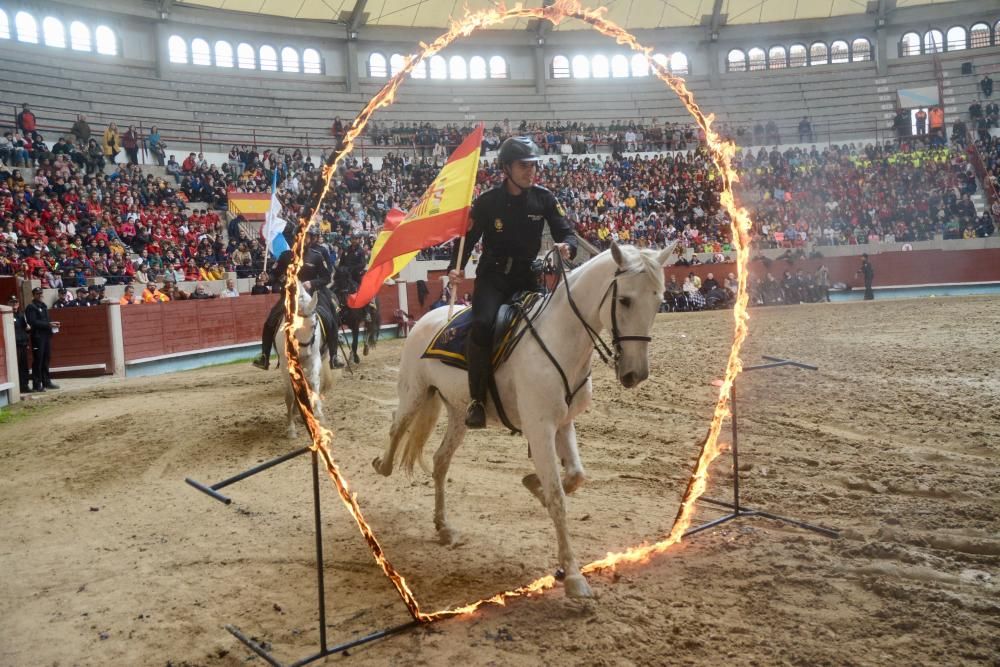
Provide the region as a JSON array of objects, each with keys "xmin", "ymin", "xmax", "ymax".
[
  {"xmin": 49, "ymin": 305, "xmax": 116, "ymax": 377},
  {"xmin": 0, "ymin": 307, "xmax": 11, "ymax": 404}
]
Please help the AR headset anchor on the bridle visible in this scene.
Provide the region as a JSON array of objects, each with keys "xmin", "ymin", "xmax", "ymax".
[{"xmin": 516, "ymin": 249, "xmax": 654, "ymax": 407}]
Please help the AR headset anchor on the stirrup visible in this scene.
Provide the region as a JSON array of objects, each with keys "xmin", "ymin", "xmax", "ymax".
[{"xmin": 465, "ymin": 400, "xmax": 486, "ymax": 429}]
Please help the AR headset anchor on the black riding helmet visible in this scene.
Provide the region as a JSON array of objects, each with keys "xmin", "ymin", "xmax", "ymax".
[{"xmin": 498, "ymin": 136, "xmax": 543, "ymax": 167}]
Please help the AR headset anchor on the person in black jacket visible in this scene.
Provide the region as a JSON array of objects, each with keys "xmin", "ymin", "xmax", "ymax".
[
  {"xmin": 252, "ymin": 224, "xmax": 337, "ymax": 370},
  {"xmin": 24, "ymin": 287, "xmax": 59, "ymax": 392},
  {"xmin": 447, "ymin": 136, "xmax": 577, "ymax": 428},
  {"xmin": 9, "ymin": 295, "xmax": 32, "ymax": 393}
]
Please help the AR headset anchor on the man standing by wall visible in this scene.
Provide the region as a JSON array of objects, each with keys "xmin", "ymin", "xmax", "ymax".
[
  {"xmin": 24, "ymin": 287, "xmax": 59, "ymax": 392},
  {"xmin": 857, "ymin": 253, "xmax": 875, "ymax": 301},
  {"xmin": 9, "ymin": 295, "xmax": 32, "ymax": 394}
]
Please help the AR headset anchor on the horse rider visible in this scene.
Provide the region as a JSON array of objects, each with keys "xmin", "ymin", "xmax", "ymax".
[
  {"xmin": 341, "ymin": 232, "xmax": 369, "ymax": 287},
  {"xmin": 447, "ymin": 136, "xmax": 577, "ymax": 429},
  {"xmin": 252, "ymin": 224, "xmax": 338, "ymax": 370}
]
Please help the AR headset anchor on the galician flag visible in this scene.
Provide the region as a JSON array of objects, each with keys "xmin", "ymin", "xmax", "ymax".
[
  {"xmin": 262, "ymin": 170, "xmax": 290, "ymax": 259},
  {"xmin": 347, "ymin": 124, "xmax": 484, "ymax": 308}
]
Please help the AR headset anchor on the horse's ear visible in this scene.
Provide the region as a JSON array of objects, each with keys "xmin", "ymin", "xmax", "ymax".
[
  {"xmin": 610, "ymin": 241, "xmax": 625, "ymax": 268},
  {"xmin": 657, "ymin": 241, "xmax": 678, "ymax": 267},
  {"xmin": 306, "ymin": 291, "xmax": 319, "ymax": 316}
]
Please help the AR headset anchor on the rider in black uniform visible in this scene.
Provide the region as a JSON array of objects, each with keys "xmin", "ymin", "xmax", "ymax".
[
  {"xmin": 252, "ymin": 224, "xmax": 338, "ymax": 369},
  {"xmin": 447, "ymin": 136, "xmax": 577, "ymax": 428}
]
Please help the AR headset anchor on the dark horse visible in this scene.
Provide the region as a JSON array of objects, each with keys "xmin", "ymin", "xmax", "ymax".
[{"xmin": 333, "ymin": 270, "xmax": 380, "ymax": 365}]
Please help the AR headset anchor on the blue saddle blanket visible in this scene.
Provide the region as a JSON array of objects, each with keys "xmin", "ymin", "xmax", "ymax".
[{"xmin": 422, "ymin": 292, "xmax": 542, "ymax": 371}]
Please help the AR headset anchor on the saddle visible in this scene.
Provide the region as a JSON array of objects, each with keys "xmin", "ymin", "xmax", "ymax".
[{"xmin": 422, "ymin": 291, "xmax": 542, "ymax": 372}]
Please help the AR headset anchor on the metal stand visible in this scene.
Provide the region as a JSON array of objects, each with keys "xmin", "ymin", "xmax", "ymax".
[
  {"xmin": 186, "ymin": 448, "xmax": 419, "ymax": 666},
  {"xmin": 684, "ymin": 356, "xmax": 840, "ymax": 540}
]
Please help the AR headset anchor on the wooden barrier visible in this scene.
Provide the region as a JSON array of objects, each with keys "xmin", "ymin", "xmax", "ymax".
[
  {"xmin": 121, "ymin": 294, "xmax": 279, "ymax": 363},
  {"xmin": 49, "ymin": 305, "xmax": 114, "ymax": 376},
  {"xmin": 0, "ymin": 309, "xmax": 9, "ymax": 388}
]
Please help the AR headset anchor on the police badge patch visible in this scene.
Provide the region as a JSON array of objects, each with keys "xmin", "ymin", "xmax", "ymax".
[
  {"xmin": 556, "ymin": 202, "xmax": 566, "ymax": 217},
  {"xmin": 494, "ymin": 218, "xmax": 503, "ymax": 231}
]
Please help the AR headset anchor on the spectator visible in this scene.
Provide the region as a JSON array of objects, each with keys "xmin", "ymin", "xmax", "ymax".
[
  {"xmin": 250, "ymin": 273, "xmax": 271, "ymax": 295},
  {"xmin": 16, "ymin": 103, "xmax": 36, "ymax": 136},
  {"xmin": 220, "ymin": 278, "xmax": 239, "ymax": 297},
  {"xmin": 103, "ymin": 122, "xmax": 122, "ymax": 167},
  {"xmin": 142, "ymin": 281, "xmax": 169, "ymax": 303},
  {"xmin": 70, "ymin": 114, "xmax": 91, "ymax": 145},
  {"xmin": 915, "ymin": 108, "xmax": 927, "ymax": 136},
  {"xmin": 981, "ymin": 74, "xmax": 993, "ymax": 99},
  {"xmin": 147, "ymin": 126, "xmax": 165, "ymax": 167},
  {"xmin": 190, "ymin": 283, "xmax": 214, "ymax": 299},
  {"xmin": 798, "ymin": 117, "xmax": 812, "ymax": 143},
  {"xmin": 119, "ymin": 284, "xmax": 138, "ymax": 305},
  {"xmin": 122, "ymin": 125, "xmax": 140, "ymax": 165},
  {"xmin": 25, "ymin": 286, "xmax": 58, "ymax": 392}
]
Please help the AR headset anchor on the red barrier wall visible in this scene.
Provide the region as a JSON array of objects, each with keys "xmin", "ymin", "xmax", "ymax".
[
  {"xmin": 49, "ymin": 305, "xmax": 114, "ymax": 375},
  {"xmin": 121, "ymin": 294, "xmax": 279, "ymax": 363},
  {"xmin": 664, "ymin": 248, "xmax": 1000, "ymax": 289},
  {"xmin": 0, "ymin": 276, "xmax": 15, "ymax": 307}
]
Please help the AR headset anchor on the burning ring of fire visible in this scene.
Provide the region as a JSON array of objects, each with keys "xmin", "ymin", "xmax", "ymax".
[{"xmin": 281, "ymin": 0, "xmax": 753, "ymax": 623}]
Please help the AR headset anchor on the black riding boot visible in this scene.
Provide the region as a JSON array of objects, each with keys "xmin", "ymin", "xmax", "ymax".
[
  {"xmin": 254, "ymin": 304, "xmax": 282, "ymax": 370},
  {"xmin": 465, "ymin": 338, "xmax": 490, "ymax": 429}
]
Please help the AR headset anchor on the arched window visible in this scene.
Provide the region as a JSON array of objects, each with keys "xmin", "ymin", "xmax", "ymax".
[
  {"xmin": 924, "ymin": 29, "xmax": 943, "ymax": 54},
  {"xmin": 42, "ymin": 17, "xmax": 65, "ymax": 48},
  {"xmin": 69, "ymin": 21, "xmax": 89, "ymax": 51},
  {"xmin": 429, "ymin": 55, "xmax": 447, "ymax": 79},
  {"xmin": 551, "ymin": 54, "xmax": 570, "ymax": 78},
  {"xmin": 237, "ymin": 43, "xmax": 255, "ymax": 69},
  {"xmin": 830, "ymin": 40, "xmax": 849, "ymax": 63},
  {"xmin": 168, "ymin": 35, "xmax": 187, "ymax": 64},
  {"xmin": 448, "ymin": 55, "xmax": 467, "ymax": 79},
  {"xmin": 669, "ymin": 52, "xmax": 688, "ymax": 74},
  {"xmin": 368, "ymin": 52, "xmax": 387, "ymax": 77},
  {"xmin": 611, "ymin": 54, "xmax": 629, "ymax": 77},
  {"xmin": 809, "ymin": 41, "xmax": 828, "ymax": 64},
  {"xmin": 303, "ymin": 48, "xmax": 321, "ymax": 74},
  {"xmin": 389, "ymin": 53, "xmax": 406, "ymax": 77},
  {"xmin": 631, "ymin": 53, "xmax": 649, "ymax": 76},
  {"xmin": 969, "ymin": 22, "xmax": 991, "ymax": 49},
  {"xmin": 900, "ymin": 32, "xmax": 921, "ymax": 56},
  {"xmin": 571, "ymin": 54, "xmax": 590, "ymax": 78},
  {"xmin": 469, "ymin": 55, "xmax": 487, "ymax": 79},
  {"xmin": 260, "ymin": 45, "xmax": 278, "ymax": 71},
  {"xmin": 281, "ymin": 47, "xmax": 299, "ymax": 72},
  {"xmin": 15, "ymin": 11, "xmax": 38, "ymax": 43},
  {"xmin": 592, "ymin": 54, "xmax": 610, "ymax": 78},
  {"xmin": 946, "ymin": 26, "xmax": 966, "ymax": 50},
  {"xmin": 95, "ymin": 26, "xmax": 116, "ymax": 55},
  {"xmin": 851, "ymin": 38, "xmax": 871, "ymax": 62},
  {"xmin": 747, "ymin": 47, "xmax": 766, "ymax": 71},
  {"xmin": 411, "ymin": 59, "xmax": 427, "ymax": 79},
  {"xmin": 651, "ymin": 52, "xmax": 669, "ymax": 73},
  {"xmin": 789, "ymin": 44, "xmax": 807, "ymax": 67},
  {"xmin": 489, "ymin": 55, "xmax": 507, "ymax": 78},
  {"xmin": 191, "ymin": 38, "xmax": 210, "ymax": 66},
  {"xmin": 726, "ymin": 49, "xmax": 746, "ymax": 72},
  {"xmin": 768, "ymin": 45, "xmax": 786, "ymax": 69},
  {"xmin": 215, "ymin": 41, "xmax": 233, "ymax": 67},
  {"xmin": 0, "ymin": 10, "xmax": 8, "ymax": 39}
]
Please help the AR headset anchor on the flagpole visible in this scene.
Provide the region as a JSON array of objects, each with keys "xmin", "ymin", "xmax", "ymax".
[{"xmin": 447, "ymin": 233, "xmax": 466, "ymax": 320}]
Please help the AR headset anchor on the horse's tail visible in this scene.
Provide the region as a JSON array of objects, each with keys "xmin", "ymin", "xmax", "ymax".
[{"xmin": 396, "ymin": 387, "xmax": 441, "ymax": 475}]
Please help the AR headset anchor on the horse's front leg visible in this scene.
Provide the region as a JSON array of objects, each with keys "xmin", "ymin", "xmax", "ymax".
[
  {"xmin": 523, "ymin": 421, "xmax": 593, "ymax": 598},
  {"xmin": 433, "ymin": 406, "xmax": 468, "ymax": 546},
  {"xmin": 350, "ymin": 327, "xmax": 361, "ymax": 364},
  {"xmin": 556, "ymin": 421, "xmax": 586, "ymax": 495},
  {"xmin": 284, "ymin": 383, "xmax": 297, "ymax": 438}
]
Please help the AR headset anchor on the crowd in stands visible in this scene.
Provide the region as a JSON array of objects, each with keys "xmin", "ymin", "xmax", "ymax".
[{"xmin": 2, "ymin": 102, "xmax": 997, "ymax": 305}]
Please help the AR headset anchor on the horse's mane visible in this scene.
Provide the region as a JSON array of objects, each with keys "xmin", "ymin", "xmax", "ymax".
[{"xmin": 570, "ymin": 245, "xmax": 665, "ymax": 293}]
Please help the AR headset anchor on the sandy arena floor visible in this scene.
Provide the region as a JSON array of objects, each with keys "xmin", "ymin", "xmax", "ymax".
[{"xmin": 1, "ymin": 296, "xmax": 998, "ymax": 666}]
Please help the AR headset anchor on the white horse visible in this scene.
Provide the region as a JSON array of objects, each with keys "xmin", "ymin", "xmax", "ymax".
[
  {"xmin": 276, "ymin": 282, "xmax": 335, "ymax": 438},
  {"xmin": 373, "ymin": 242, "xmax": 673, "ymax": 598}
]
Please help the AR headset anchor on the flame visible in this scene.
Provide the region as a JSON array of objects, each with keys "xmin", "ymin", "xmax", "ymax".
[{"xmin": 280, "ymin": 0, "xmax": 754, "ymax": 624}]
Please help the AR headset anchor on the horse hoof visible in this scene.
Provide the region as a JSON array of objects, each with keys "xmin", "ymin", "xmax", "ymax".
[
  {"xmin": 522, "ymin": 474, "xmax": 547, "ymax": 507},
  {"xmin": 363, "ymin": 345, "xmax": 370, "ymax": 356},
  {"xmin": 286, "ymin": 427, "xmax": 297, "ymax": 439},
  {"xmin": 562, "ymin": 470, "xmax": 587, "ymax": 495},
  {"xmin": 372, "ymin": 456, "xmax": 391, "ymax": 476},
  {"xmin": 564, "ymin": 574, "xmax": 594, "ymax": 599},
  {"xmin": 437, "ymin": 526, "xmax": 464, "ymax": 547},
  {"xmin": 352, "ymin": 353, "xmax": 361, "ymax": 364}
]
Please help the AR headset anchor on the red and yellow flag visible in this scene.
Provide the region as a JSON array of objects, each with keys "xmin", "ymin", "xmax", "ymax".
[{"xmin": 347, "ymin": 125, "xmax": 483, "ymax": 308}]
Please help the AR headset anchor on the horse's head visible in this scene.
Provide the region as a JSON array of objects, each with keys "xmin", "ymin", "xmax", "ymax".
[
  {"xmin": 602, "ymin": 241, "xmax": 675, "ymax": 388},
  {"xmin": 291, "ymin": 281, "xmax": 320, "ymax": 348}
]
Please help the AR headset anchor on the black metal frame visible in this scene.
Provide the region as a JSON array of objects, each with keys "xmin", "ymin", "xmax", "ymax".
[
  {"xmin": 684, "ymin": 355, "xmax": 840, "ymax": 540},
  {"xmin": 186, "ymin": 448, "xmax": 419, "ymax": 666}
]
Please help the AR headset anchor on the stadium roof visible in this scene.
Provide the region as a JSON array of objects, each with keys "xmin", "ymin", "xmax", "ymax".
[{"xmin": 174, "ymin": 0, "xmax": 963, "ymax": 31}]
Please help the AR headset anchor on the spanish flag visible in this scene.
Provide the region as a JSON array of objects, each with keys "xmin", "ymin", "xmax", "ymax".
[
  {"xmin": 347, "ymin": 125, "xmax": 483, "ymax": 308},
  {"xmin": 228, "ymin": 192, "xmax": 271, "ymax": 220}
]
